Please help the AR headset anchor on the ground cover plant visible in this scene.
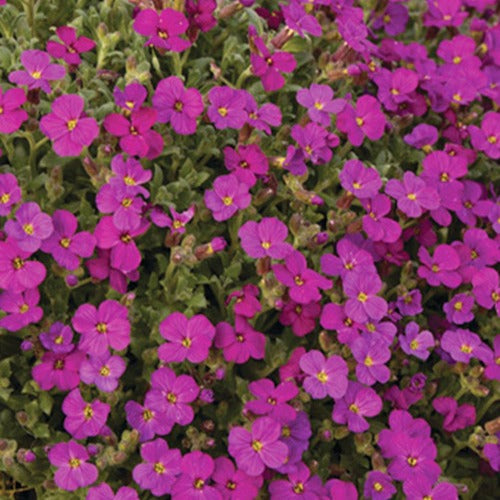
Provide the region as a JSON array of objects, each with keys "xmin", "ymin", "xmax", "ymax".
[{"xmin": 0, "ymin": 0, "xmax": 499, "ymax": 498}]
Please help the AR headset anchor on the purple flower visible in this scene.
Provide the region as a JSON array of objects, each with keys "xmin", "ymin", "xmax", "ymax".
[
  {"xmin": 339, "ymin": 159, "xmax": 382, "ymax": 199},
  {"xmin": 244, "ymin": 93, "xmax": 282, "ymax": 134},
  {"xmin": 213, "ymin": 457, "xmax": 263, "ymax": 499},
  {"xmin": 403, "ymin": 478, "xmax": 458, "ymax": 500},
  {"xmin": 363, "ymin": 471, "xmax": 396, "ymax": 500},
  {"xmin": 40, "ymin": 209, "xmax": 95, "ymax": 270},
  {"xmin": 0, "ymin": 173, "xmax": 21, "ymax": 216},
  {"xmin": 9, "ymin": 50, "xmax": 65, "ymax": 92},
  {"xmin": 207, "ymin": 87, "xmax": 248, "ymax": 130},
  {"xmin": 62, "ymin": 388, "xmax": 110, "ymax": 439},
  {"xmin": 158, "ymin": 312, "xmax": 215, "ymax": 363},
  {"xmin": 153, "ymin": 76, "xmax": 203, "ymax": 135},
  {"xmin": 72, "ymin": 299, "xmax": 131, "ymax": 356},
  {"xmin": 228, "ymin": 417, "xmax": 288, "ymax": 476},
  {"xmin": 399, "ymin": 322, "xmax": 434, "ymax": 361},
  {"xmin": 484, "ymin": 336, "xmax": 500, "ymax": 381},
  {"xmin": 282, "ymin": 0, "xmax": 322, "ymax": 37},
  {"xmin": 385, "ymin": 171, "xmax": 439, "ymax": 218},
  {"xmin": 441, "ymin": 328, "xmax": 492, "ymax": 364},
  {"xmin": 403, "ymin": 124, "xmax": 438, "ymax": 151},
  {"xmin": 204, "ymin": 174, "xmax": 251, "ymax": 221},
  {"xmin": 396, "ymin": 290, "xmax": 423, "ymax": 317},
  {"xmin": 86, "ymin": 483, "xmax": 139, "ymax": 500},
  {"xmin": 291, "ymin": 122, "xmax": 333, "ymax": 165},
  {"xmin": 48, "ymin": 441, "xmax": 98, "ymax": 491},
  {"xmin": 432, "ymin": 396, "xmax": 476, "ymax": 432},
  {"xmin": 296, "ymin": 83, "xmax": 345, "ymax": 126},
  {"xmin": 245, "ymin": 378, "xmax": 298, "ymax": 423},
  {"xmin": 443, "ymin": 293, "xmax": 475, "ymax": 324},
  {"xmin": 104, "ymin": 107, "xmax": 163, "ymax": 159},
  {"xmin": 299, "ymin": 349, "xmax": 348, "ymax": 399},
  {"xmin": 424, "ymin": 0, "xmax": 468, "ymax": 28},
  {"xmin": 280, "ymin": 300, "xmax": 321, "ymax": 337},
  {"xmin": 113, "ymin": 82, "xmax": 147, "ymax": 114},
  {"xmin": 0, "ymin": 87, "xmax": 28, "ymax": 134},
  {"xmin": 145, "ymin": 367, "xmax": 199, "ymax": 426},
  {"xmin": 224, "ymin": 144, "xmax": 269, "ymax": 187},
  {"xmin": 133, "ymin": 8, "xmax": 190, "ymax": 52},
  {"xmin": 0, "ymin": 239, "xmax": 46, "ymax": 293},
  {"xmin": 40, "ymin": 94, "xmax": 99, "ymax": 157},
  {"xmin": 79, "ymin": 352, "xmax": 126, "ymax": 392},
  {"xmin": 32, "ymin": 350, "xmax": 85, "ymax": 391},
  {"xmin": 5, "ymin": 202, "xmax": 53, "ymax": 253},
  {"xmin": 39, "ymin": 322, "xmax": 74, "ymax": 353},
  {"xmin": 351, "ymin": 334, "xmax": 391, "ymax": 386},
  {"xmin": 417, "ymin": 244, "xmax": 462, "ymax": 288},
  {"xmin": 373, "ymin": 3, "xmax": 408, "ymax": 36},
  {"xmin": 125, "ymin": 400, "xmax": 173, "ymax": 442},
  {"xmin": 373, "ymin": 68, "xmax": 419, "ymax": 112},
  {"xmin": 332, "ymin": 381, "xmax": 383, "ymax": 432},
  {"xmin": 483, "ymin": 436, "xmax": 500, "ymax": 473},
  {"xmin": 0, "ymin": 288, "xmax": 43, "ymax": 331},
  {"xmin": 96, "ymin": 184, "xmax": 145, "ymax": 231},
  {"xmin": 132, "ymin": 438, "xmax": 181, "ymax": 497},
  {"xmin": 469, "ymin": 111, "xmax": 500, "ymax": 159},
  {"xmin": 238, "ymin": 217, "xmax": 292, "ymax": 259},
  {"xmin": 324, "ymin": 479, "xmax": 358, "ymax": 500},
  {"xmin": 46, "ymin": 26, "xmax": 95, "ymax": 65},
  {"xmin": 336, "ymin": 95, "xmax": 386, "ymax": 147},
  {"xmin": 269, "ymin": 462, "xmax": 324, "ymax": 499},
  {"xmin": 361, "ymin": 194, "xmax": 402, "ymax": 243},
  {"xmin": 273, "ymin": 250, "xmax": 332, "ymax": 304},
  {"xmin": 171, "ymin": 451, "xmax": 220, "ymax": 498},
  {"xmin": 472, "ymin": 268, "xmax": 500, "ymax": 315}
]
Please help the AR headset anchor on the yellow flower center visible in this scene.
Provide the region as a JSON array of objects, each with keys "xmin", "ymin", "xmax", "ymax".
[
  {"xmin": 167, "ymin": 392, "xmax": 177, "ymax": 403},
  {"xmin": 314, "ymin": 101, "xmax": 324, "ymax": 110},
  {"xmin": 54, "ymin": 335, "xmax": 64, "ymax": 345},
  {"xmin": 23, "ymin": 223, "xmax": 34, "ymax": 235},
  {"xmin": 154, "ymin": 462, "xmax": 165, "ymax": 474},
  {"xmin": 453, "ymin": 56, "xmax": 461, "ymax": 64},
  {"xmin": 174, "ymin": 101, "xmax": 183, "ymax": 111},
  {"xmin": 294, "ymin": 275, "xmax": 304, "ymax": 286},
  {"xmin": 488, "ymin": 135, "xmax": 497, "ymax": 144},
  {"xmin": 454, "ymin": 301, "xmax": 463, "ymax": 311},
  {"xmin": 54, "ymin": 359, "xmax": 65, "ymax": 370},
  {"xmin": 96, "ymin": 322, "xmax": 107, "ymax": 333},
  {"xmin": 252, "ymin": 440, "xmax": 263, "ymax": 452},
  {"xmin": 364, "ymin": 356, "xmax": 373, "ymax": 367},
  {"xmin": 440, "ymin": 172, "xmax": 450, "ymax": 182},
  {"xmin": 374, "ymin": 482, "xmax": 384, "ymax": 492},
  {"xmin": 0, "ymin": 193, "xmax": 10, "ymax": 204},
  {"xmin": 67, "ymin": 119, "xmax": 78, "ymax": 131},
  {"xmin": 226, "ymin": 480, "xmax": 236, "ymax": 490},
  {"xmin": 13, "ymin": 257, "xmax": 24, "ymax": 270},
  {"xmin": 317, "ymin": 370, "xmax": 328, "ymax": 383},
  {"xmin": 122, "ymin": 198, "xmax": 133, "ymax": 208},
  {"xmin": 407, "ymin": 193, "xmax": 417, "ymax": 200},
  {"xmin": 383, "ymin": 14, "xmax": 391, "ymax": 23},
  {"xmin": 143, "ymin": 409, "xmax": 154, "ymax": 421},
  {"xmin": 261, "ymin": 241, "xmax": 271, "ymax": 249},
  {"xmin": 31, "ymin": 71, "xmax": 42, "ymax": 79},
  {"xmin": 407, "ymin": 456, "xmax": 418, "ymax": 466},
  {"xmin": 452, "ymin": 93, "xmax": 462, "ymax": 102},
  {"xmin": 349, "ymin": 403, "xmax": 359, "ymax": 414},
  {"xmin": 460, "ymin": 344, "xmax": 472, "ymax": 354},
  {"xmin": 355, "ymin": 117, "xmax": 364, "ymax": 127},
  {"xmin": 218, "ymin": 107, "xmax": 228, "ymax": 117},
  {"xmin": 222, "ymin": 196, "xmax": 233, "ymax": 206},
  {"xmin": 121, "ymin": 233, "xmax": 132, "ymax": 243},
  {"xmin": 431, "ymin": 264, "xmax": 439, "ymax": 273},
  {"xmin": 293, "ymin": 482, "xmax": 305, "ymax": 494},
  {"xmin": 410, "ymin": 339, "xmax": 419, "ymax": 350},
  {"xmin": 68, "ymin": 458, "xmax": 81, "ymax": 469},
  {"xmin": 125, "ymin": 101, "xmax": 135, "ymax": 110},
  {"xmin": 194, "ymin": 478, "xmax": 205, "ymax": 489},
  {"xmin": 282, "ymin": 425, "xmax": 291, "ymax": 437},
  {"xmin": 391, "ymin": 88, "xmax": 399, "ymax": 95},
  {"xmin": 182, "ymin": 337, "xmax": 192, "ymax": 348},
  {"xmin": 492, "ymin": 292, "xmax": 500, "ymax": 302},
  {"xmin": 352, "ymin": 181, "xmax": 362, "ymax": 189},
  {"xmin": 19, "ymin": 303, "xmax": 29, "ymax": 313},
  {"xmin": 357, "ymin": 292, "xmax": 368, "ymax": 303},
  {"xmin": 60, "ymin": 238, "xmax": 71, "ymax": 248},
  {"xmin": 158, "ymin": 30, "xmax": 168, "ymax": 39},
  {"xmin": 99, "ymin": 365, "xmax": 110, "ymax": 376},
  {"xmin": 123, "ymin": 175, "xmax": 136, "ymax": 185},
  {"xmin": 83, "ymin": 404, "xmax": 93, "ymax": 420},
  {"xmin": 173, "ymin": 220, "xmax": 183, "ymax": 229}
]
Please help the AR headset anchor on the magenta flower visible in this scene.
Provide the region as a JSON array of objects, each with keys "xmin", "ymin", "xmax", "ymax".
[
  {"xmin": 399, "ymin": 322, "xmax": 434, "ymax": 361},
  {"xmin": 40, "ymin": 94, "xmax": 99, "ymax": 157},
  {"xmin": 153, "ymin": 76, "xmax": 203, "ymax": 135},
  {"xmin": 280, "ymin": 300, "xmax": 321, "ymax": 337},
  {"xmin": 0, "ymin": 87, "xmax": 28, "ymax": 133},
  {"xmin": 9, "ymin": 49, "xmax": 65, "ymax": 92},
  {"xmin": 373, "ymin": 2, "xmax": 408, "ymax": 36},
  {"xmin": 403, "ymin": 477, "xmax": 458, "ymax": 500},
  {"xmin": 291, "ymin": 122, "xmax": 333, "ymax": 165},
  {"xmin": 299, "ymin": 349, "xmax": 348, "ymax": 399},
  {"xmin": 441, "ymin": 328, "xmax": 492, "ymax": 364},
  {"xmin": 113, "ymin": 83, "xmax": 147, "ymax": 114},
  {"xmin": 39, "ymin": 322, "xmax": 74, "ymax": 353},
  {"xmin": 472, "ymin": 268, "xmax": 500, "ymax": 315},
  {"xmin": 215, "ymin": 318, "xmax": 266, "ymax": 364},
  {"xmin": 158, "ymin": 312, "xmax": 215, "ymax": 363},
  {"xmin": 145, "ymin": 367, "xmax": 199, "ymax": 426},
  {"xmin": 224, "ymin": 144, "xmax": 269, "ymax": 187},
  {"xmin": 207, "ymin": 87, "xmax": 248, "ymax": 130},
  {"xmin": 48, "ymin": 441, "xmax": 98, "ymax": 491},
  {"xmin": 343, "ymin": 270, "xmax": 387, "ymax": 323},
  {"xmin": 212, "ymin": 456, "xmax": 263, "ymax": 500},
  {"xmin": 484, "ymin": 336, "xmax": 500, "ymax": 381},
  {"xmin": 238, "ymin": 217, "xmax": 292, "ymax": 259},
  {"xmin": 96, "ymin": 184, "xmax": 145, "ymax": 231},
  {"xmin": 171, "ymin": 451, "xmax": 220, "ymax": 499},
  {"xmin": 32, "ymin": 350, "xmax": 85, "ymax": 391},
  {"xmin": 351, "ymin": 334, "xmax": 391, "ymax": 386},
  {"xmin": 373, "ymin": 68, "xmax": 419, "ymax": 112},
  {"xmin": 228, "ymin": 417, "xmax": 288, "ymax": 477},
  {"xmin": 125, "ymin": 400, "xmax": 173, "ymax": 442},
  {"xmin": 339, "ymin": 159, "xmax": 382, "ymax": 199},
  {"xmin": 273, "ymin": 250, "xmax": 332, "ymax": 305},
  {"xmin": 364, "ymin": 471, "xmax": 396, "ymax": 500},
  {"xmin": 244, "ymin": 93, "xmax": 282, "ymax": 134},
  {"xmin": 62, "ymin": 388, "xmax": 110, "ymax": 439},
  {"xmin": 296, "ymin": 83, "xmax": 345, "ymax": 126},
  {"xmin": 204, "ymin": 174, "xmax": 251, "ymax": 221},
  {"xmin": 403, "ymin": 124, "xmax": 438, "ymax": 151},
  {"xmin": 5, "ymin": 202, "xmax": 53, "ymax": 253},
  {"xmin": 40, "ymin": 209, "xmax": 95, "ymax": 270},
  {"xmin": 269, "ymin": 462, "xmax": 324, "ymax": 499},
  {"xmin": 104, "ymin": 107, "xmax": 163, "ymax": 159},
  {"xmin": 79, "ymin": 352, "xmax": 126, "ymax": 392},
  {"xmin": 417, "ymin": 244, "xmax": 462, "ymax": 289},
  {"xmin": 332, "ymin": 381, "xmax": 383, "ymax": 433},
  {"xmin": 72, "ymin": 299, "xmax": 131, "ymax": 356},
  {"xmin": 443, "ymin": 293, "xmax": 474, "ymax": 324},
  {"xmin": 227, "ymin": 284, "xmax": 261, "ymax": 318},
  {"xmin": 336, "ymin": 95, "xmax": 386, "ymax": 147},
  {"xmin": 469, "ymin": 111, "xmax": 500, "ymax": 159},
  {"xmin": 133, "ymin": 8, "xmax": 190, "ymax": 52},
  {"xmin": 0, "ymin": 239, "xmax": 46, "ymax": 293},
  {"xmin": 46, "ymin": 26, "xmax": 96, "ymax": 65},
  {"xmin": 385, "ymin": 171, "xmax": 439, "ymax": 218},
  {"xmin": 361, "ymin": 194, "xmax": 402, "ymax": 243},
  {"xmin": 86, "ymin": 483, "xmax": 139, "ymax": 500},
  {"xmin": 324, "ymin": 479, "xmax": 358, "ymax": 500},
  {"xmin": 0, "ymin": 288, "xmax": 43, "ymax": 331},
  {"xmin": 282, "ymin": 1, "xmax": 321, "ymax": 37},
  {"xmin": 432, "ymin": 396, "xmax": 476, "ymax": 432},
  {"xmin": 0, "ymin": 173, "xmax": 21, "ymax": 216},
  {"xmin": 245, "ymin": 378, "xmax": 298, "ymax": 423},
  {"xmin": 132, "ymin": 438, "xmax": 182, "ymax": 497}
]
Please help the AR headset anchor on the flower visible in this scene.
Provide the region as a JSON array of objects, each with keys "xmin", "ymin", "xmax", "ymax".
[
  {"xmin": 41, "ymin": 209, "xmax": 96, "ymax": 270},
  {"xmin": 361, "ymin": 194, "xmax": 402, "ymax": 243},
  {"xmin": 363, "ymin": 471, "xmax": 396, "ymax": 500},
  {"xmin": 224, "ymin": 144, "xmax": 269, "ymax": 187},
  {"xmin": 339, "ymin": 159, "xmax": 382, "ymax": 199},
  {"xmin": 79, "ymin": 352, "xmax": 126, "ymax": 392},
  {"xmin": 96, "ymin": 184, "xmax": 145, "ymax": 231},
  {"xmin": 62, "ymin": 388, "xmax": 110, "ymax": 439},
  {"xmin": 113, "ymin": 83, "xmax": 147, "ymax": 114},
  {"xmin": 9, "ymin": 49, "xmax": 65, "ymax": 92},
  {"xmin": 228, "ymin": 417, "xmax": 288, "ymax": 476},
  {"xmin": 282, "ymin": 0, "xmax": 322, "ymax": 37},
  {"xmin": 0, "ymin": 87, "xmax": 28, "ymax": 133},
  {"xmin": 280, "ymin": 300, "xmax": 321, "ymax": 337},
  {"xmin": 40, "ymin": 94, "xmax": 99, "ymax": 157},
  {"xmin": 417, "ymin": 244, "xmax": 462, "ymax": 288},
  {"xmin": 269, "ymin": 462, "xmax": 324, "ymax": 498},
  {"xmin": 226, "ymin": 285, "xmax": 262, "ymax": 318},
  {"xmin": 86, "ymin": 483, "xmax": 139, "ymax": 500},
  {"xmin": 32, "ymin": 350, "xmax": 85, "ymax": 391},
  {"xmin": 204, "ymin": 174, "xmax": 251, "ymax": 221},
  {"xmin": 403, "ymin": 124, "xmax": 438, "ymax": 151},
  {"xmin": 46, "ymin": 26, "xmax": 96, "ymax": 65},
  {"xmin": 0, "ymin": 173, "xmax": 21, "ymax": 216},
  {"xmin": 351, "ymin": 334, "xmax": 391, "ymax": 386},
  {"xmin": 125, "ymin": 401, "xmax": 173, "ymax": 442},
  {"xmin": 48, "ymin": 441, "xmax": 98, "ymax": 491},
  {"xmin": 299, "ymin": 349, "xmax": 348, "ymax": 399},
  {"xmin": 238, "ymin": 217, "xmax": 292, "ymax": 259},
  {"xmin": 484, "ymin": 336, "xmax": 500, "ymax": 381},
  {"xmin": 399, "ymin": 322, "xmax": 434, "ymax": 361},
  {"xmin": 212, "ymin": 457, "xmax": 263, "ymax": 499},
  {"xmin": 443, "ymin": 293, "xmax": 475, "ymax": 324},
  {"xmin": 158, "ymin": 312, "xmax": 215, "ymax": 363},
  {"xmin": 0, "ymin": 288, "xmax": 43, "ymax": 331},
  {"xmin": 132, "ymin": 438, "xmax": 181, "ymax": 497},
  {"xmin": 469, "ymin": 111, "xmax": 500, "ymax": 159},
  {"xmin": 440, "ymin": 328, "xmax": 492, "ymax": 364},
  {"xmin": 432, "ymin": 396, "xmax": 476, "ymax": 432},
  {"xmin": 296, "ymin": 83, "xmax": 345, "ymax": 126},
  {"xmin": 153, "ymin": 76, "xmax": 204, "ymax": 135},
  {"xmin": 133, "ymin": 8, "xmax": 190, "ymax": 52},
  {"xmin": 207, "ymin": 87, "xmax": 248, "ymax": 130},
  {"xmin": 472, "ymin": 268, "xmax": 500, "ymax": 315},
  {"xmin": 39, "ymin": 322, "xmax": 74, "ymax": 353},
  {"xmin": 72, "ymin": 299, "xmax": 131, "ymax": 356},
  {"xmin": 403, "ymin": 477, "xmax": 458, "ymax": 500},
  {"xmin": 332, "ymin": 381, "xmax": 383, "ymax": 432}
]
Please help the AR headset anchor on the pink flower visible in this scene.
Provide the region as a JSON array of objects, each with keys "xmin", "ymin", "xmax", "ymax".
[
  {"xmin": 0, "ymin": 173, "xmax": 21, "ymax": 216},
  {"xmin": 32, "ymin": 350, "xmax": 85, "ymax": 391},
  {"xmin": 238, "ymin": 217, "xmax": 292, "ymax": 259},
  {"xmin": 0, "ymin": 87, "xmax": 28, "ymax": 133},
  {"xmin": 212, "ymin": 456, "xmax": 263, "ymax": 499},
  {"xmin": 79, "ymin": 352, "xmax": 126, "ymax": 392},
  {"xmin": 0, "ymin": 288, "xmax": 43, "ymax": 331},
  {"xmin": 125, "ymin": 400, "xmax": 173, "ymax": 442},
  {"xmin": 40, "ymin": 95, "xmax": 99, "ymax": 157},
  {"xmin": 46, "ymin": 26, "xmax": 96, "ymax": 65},
  {"xmin": 86, "ymin": 483, "xmax": 139, "ymax": 500},
  {"xmin": 171, "ymin": 451, "xmax": 220, "ymax": 498},
  {"xmin": 204, "ymin": 174, "xmax": 251, "ymax": 221}
]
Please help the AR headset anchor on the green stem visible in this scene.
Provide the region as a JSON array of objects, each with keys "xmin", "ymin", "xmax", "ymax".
[
  {"xmin": 476, "ymin": 394, "xmax": 500, "ymax": 422},
  {"xmin": 235, "ymin": 67, "xmax": 252, "ymax": 89},
  {"xmin": 24, "ymin": 0, "xmax": 36, "ymax": 39}
]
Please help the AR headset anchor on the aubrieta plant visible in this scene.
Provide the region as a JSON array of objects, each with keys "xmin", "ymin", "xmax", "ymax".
[{"xmin": 0, "ymin": 0, "xmax": 499, "ymax": 498}]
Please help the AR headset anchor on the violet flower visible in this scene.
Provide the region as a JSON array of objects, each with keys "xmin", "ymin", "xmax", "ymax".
[
  {"xmin": 238, "ymin": 217, "xmax": 292, "ymax": 259},
  {"xmin": 207, "ymin": 86, "xmax": 248, "ymax": 130},
  {"xmin": 0, "ymin": 87, "xmax": 28, "ymax": 134},
  {"xmin": 441, "ymin": 328, "xmax": 492, "ymax": 364},
  {"xmin": 0, "ymin": 173, "xmax": 21, "ymax": 216},
  {"xmin": 32, "ymin": 350, "xmax": 85, "ymax": 391},
  {"xmin": 296, "ymin": 83, "xmax": 345, "ymax": 126},
  {"xmin": 399, "ymin": 322, "xmax": 434, "ymax": 361},
  {"xmin": 432, "ymin": 396, "xmax": 476, "ymax": 432},
  {"xmin": 224, "ymin": 144, "xmax": 269, "ymax": 187},
  {"xmin": 212, "ymin": 456, "xmax": 263, "ymax": 499},
  {"xmin": 171, "ymin": 451, "xmax": 220, "ymax": 498},
  {"xmin": 79, "ymin": 352, "xmax": 126, "ymax": 392},
  {"xmin": 39, "ymin": 322, "xmax": 74, "ymax": 353},
  {"xmin": 125, "ymin": 400, "xmax": 173, "ymax": 442},
  {"xmin": 204, "ymin": 174, "xmax": 251, "ymax": 221},
  {"xmin": 339, "ymin": 159, "xmax": 382, "ymax": 199},
  {"xmin": 0, "ymin": 287, "xmax": 43, "ymax": 332},
  {"xmin": 417, "ymin": 244, "xmax": 462, "ymax": 289},
  {"xmin": 46, "ymin": 26, "xmax": 96, "ymax": 65},
  {"xmin": 363, "ymin": 470, "xmax": 396, "ymax": 500},
  {"xmin": 351, "ymin": 334, "xmax": 391, "ymax": 386}
]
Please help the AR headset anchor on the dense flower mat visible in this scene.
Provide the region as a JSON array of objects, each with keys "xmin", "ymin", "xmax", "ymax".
[{"xmin": 0, "ymin": 0, "xmax": 499, "ymax": 498}]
